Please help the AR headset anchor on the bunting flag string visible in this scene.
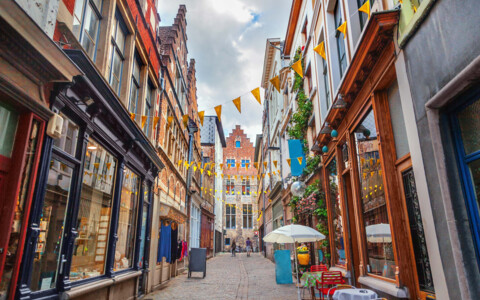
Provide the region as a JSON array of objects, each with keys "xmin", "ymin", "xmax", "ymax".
[
  {"xmin": 337, "ymin": 21, "xmax": 347, "ymax": 39},
  {"xmin": 198, "ymin": 111, "xmax": 205, "ymax": 126},
  {"xmin": 313, "ymin": 41, "xmax": 326, "ymax": 60},
  {"xmin": 269, "ymin": 76, "xmax": 280, "ymax": 92},
  {"xmin": 232, "ymin": 97, "xmax": 241, "ymax": 113},
  {"xmin": 251, "ymin": 87, "xmax": 261, "ymax": 104},
  {"xmin": 291, "ymin": 59, "xmax": 303, "ymax": 78},
  {"xmin": 214, "ymin": 105, "xmax": 222, "ymax": 122},
  {"xmin": 358, "ymin": 0, "xmax": 370, "ymax": 18}
]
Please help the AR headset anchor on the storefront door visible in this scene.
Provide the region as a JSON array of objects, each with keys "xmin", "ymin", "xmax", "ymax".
[{"xmin": 0, "ymin": 103, "xmax": 44, "ymax": 300}]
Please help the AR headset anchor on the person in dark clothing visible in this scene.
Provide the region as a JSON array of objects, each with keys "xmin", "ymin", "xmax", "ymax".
[
  {"xmin": 231, "ymin": 240, "xmax": 236, "ymax": 257},
  {"xmin": 246, "ymin": 237, "xmax": 252, "ymax": 257}
]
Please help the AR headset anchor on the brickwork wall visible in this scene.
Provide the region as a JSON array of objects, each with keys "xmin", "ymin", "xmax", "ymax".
[{"xmin": 223, "ymin": 125, "xmax": 259, "ymax": 251}]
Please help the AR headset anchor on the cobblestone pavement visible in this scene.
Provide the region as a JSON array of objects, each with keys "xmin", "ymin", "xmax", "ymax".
[{"xmin": 146, "ymin": 252, "xmax": 298, "ymax": 300}]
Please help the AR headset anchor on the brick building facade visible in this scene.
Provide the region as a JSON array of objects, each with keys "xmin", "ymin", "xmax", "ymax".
[{"xmin": 223, "ymin": 125, "xmax": 259, "ymax": 252}]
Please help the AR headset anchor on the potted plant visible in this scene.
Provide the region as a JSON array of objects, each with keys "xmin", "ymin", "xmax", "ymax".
[{"xmin": 297, "ymin": 245, "xmax": 310, "ymax": 266}]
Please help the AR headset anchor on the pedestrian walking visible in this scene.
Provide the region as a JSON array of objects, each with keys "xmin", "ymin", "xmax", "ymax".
[
  {"xmin": 246, "ymin": 237, "xmax": 252, "ymax": 257},
  {"xmin": 231, "ymin": 240, "xmax": 236, "ymax": 257}
]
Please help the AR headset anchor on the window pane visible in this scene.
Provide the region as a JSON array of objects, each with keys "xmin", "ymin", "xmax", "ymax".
[
  {"xmin": 236, "ymin": 141, "xmax": 241, "ymax": 148},
  {"xmin": 111, "ymin": 51, "xmax": 122, "ymax": 94},
  {"xmin": 129, "ymin": 84, "xmax": 139, "ymax": 114},
  {"xmin": 138, "ymin": 185, "xmax": 148, "ymax": 267},
  {"xmin": 467, "ymin": 159, "xmax": 480, "ymax": 216},
  {"xmin": 53, "ymin": 114, "xmax": 79, "ymax": 156},
  {"xmin": 70, "ymin": 140, "xmax": 116, "ymax": 281},
  {"xmin": 457, "ymin": 98, "xmax": 480, "ymax": 155},
  {"xmin": 0, "ymin": 103, "xmax": 19, "ymax": 157},
  {"xmin": 328, "ymin": 158, "xmax": 345, "ymax": 266},
  {"xmin": 388, "ymin": 80, "xmax": 409, "ymax": 159},
  {"xmin": 81, "ymin": 4, "xmax": 100, "ymax": 59},
  {"xmin": 354, "ymin": 109, "xmax": 395, "ymax": 279},
  {"xmin": 115, "ymin": 25, "xmax": 125, "ymax": 53},
  {"xmin": 30, "ymin": 159, "xmax": 73, "ymax": 291},
  {"xmin": 116, "ymin": 168, "xmax": 140, "ymax": 271},
  {"xmin": 72, "ymin": 0, "xmax": 86, "ymax": 38}
]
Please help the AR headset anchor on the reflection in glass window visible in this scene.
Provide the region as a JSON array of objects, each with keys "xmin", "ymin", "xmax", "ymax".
[
  {"xmin": 70, "ymin": 140, "xmax": 116, "ymax": 281},
  {"xmin": 354, "ymin": 109, "xmax": 394, "ymax": 279},
  {"xmin": 53, "ymin": 114, "xmax": 79, "ymax": 156},
  {"xmin": 328, "ymin": 158, "xmax": 345, "ymax": 266},
  {"xmin": 226, "ymin": 179, "xmax": 235, "ymax": 193},
  {"xmin": 242, "ymin": 179, "xmax": 251, "ymax": 195},
  {"xmin": 116, "ymin": 168, "xmax": 140, "ymax": 271},
  {"xmin": 72, "ymin": 0, "xmax": 102, "ymax": 60},
  {"xmin": 0, "ymin": 103, "xmax": 18, "ymax": 158},
  {"xmin": 129, "ymin": 55, "xmax": 141, "ymax": 114},
  {"xmin": 334, "ymin": 1, "xmax": 347, "ymax": 78},
  {"xmin": 109, "ymin": 12, "xmax": 127, "ymax": 95},
  {"xmin": 30, "ymin": 159, "xmax": 73, "ymax": 291},
  {"xmin": 138, "ymin": 182, "xmax": 149, "ymax": 268}
]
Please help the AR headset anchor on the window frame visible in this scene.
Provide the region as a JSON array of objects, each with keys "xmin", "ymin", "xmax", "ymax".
[
  {"xmin": 108, "ymin": 10, "xmax": 128, "ymax": 95},
  {"xmin": 334, "ymin": 1, "xmax": 347, "ymax": 78},
  {"xmin": 73, "ymin": 0, "xmax": 103, "ymax": 61},
  {"xmin": 143, "ymin": 80, "xmax": 154, "ymax": 137},
  {"xmin": 128, "ymin": 53, "xmax": 142, "ymax": 115},
  {"xmin": 226, "ymin": 204, "xmax": 236, "ymax": 229},
  {"xmin": 242, "ymin": 204, "xmax": 253, "ymax": 229}
]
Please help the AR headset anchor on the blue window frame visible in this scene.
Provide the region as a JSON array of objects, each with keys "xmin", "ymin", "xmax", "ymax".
[
  {"xmin": 72, "ymin": 0, "xmax": 103, "ymax": 61},
  {"xmin": 109, "ymin": 11, "xmax": 127, "ymax": 95},
  {"xmin": 143, "ymin": 81, "xmax": 154, "ymax": 136},
  {"xmin": 241, "ymin": 159, "xmax": 250, "ymax": 168},
  {"xmin": 450, "ymin": 90, "xmax": 480, "ymax": 267},
  {"xmin": 236, "ymin": 140, "xmax": 241, "ymax": 148},
  {"xmin": 225, "ymin": 238, "xmax": 231, "ymax": 245},
  {"xmin": 129, "ymin": 53, "xmax": 141, "ymax": 114},
  {"xmin": 227, "ymin": 159, "xmax": 235, "ymax": 168}
]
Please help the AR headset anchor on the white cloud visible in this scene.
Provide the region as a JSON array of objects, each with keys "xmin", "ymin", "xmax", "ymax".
[{"xmin": 159, "ymin": 0, "xmax": 291, "ymax": 143}]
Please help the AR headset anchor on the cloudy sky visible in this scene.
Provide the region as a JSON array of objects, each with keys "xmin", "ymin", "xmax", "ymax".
[{"xmin": 159, "ymin": 0, "xmax": 292, "ymax": 143}]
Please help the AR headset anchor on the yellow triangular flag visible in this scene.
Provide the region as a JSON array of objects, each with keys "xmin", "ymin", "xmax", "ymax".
[
  {"xmin": 141, "ymin": 116, "xmax": 148, "ymax": 128},
  {"xmin": 269, "ymin": 76, "xmax": 280, "ymax": 92},
  {"xmin": 167, "ymin": 116, "xmax": 173, "ymax": 128},
  {"xmin": 251, "ymin": 87, "xmax": 261, "ymax": 104},
  {"xmin": 263, "ymin": 161, "xmax": 267, "ymax": 168},
  {"xmin": 286, "ymin": 158, "xmax": 291, "ymax": 167},
  {"xmin": 245, "ymin": 163, "xmax": 249, "ymax": 170},
  {"xmin": 182, "ymin": 114, "xmax": 189, "ymax": 127},
  {"xmin": 291, "ymin": 59, "xmax": 303, "ymax": 78},
  {"xmin": 193, "ymin": 166, "xmax": 197, "ymax": 172},
  {"xmin": 236, "ymin": 165, "xmax": 239, "ymax": 172},
  {"xmin": 200, "ymin": 169, "xmax": 204, "ymax": 174},
  {"xmin": 106, "ymin": 162, "xmax": 112, "ymax": 170},
  {"xmin": 153, "ymin": 116, "xmax": 160, "ymax": 128},
  {"xmin": 130, "ymin": 113, "xmax": 136, "ymax": 120},
  {"xmin": 297, "ymin": 157, "xmax": 303, "ymax": 165},
  {"xmin": 220, "ymin": 163, "xmax": 223, "ymax": 169},
  {"xmin": 254, "ymin": 162, "xmax": 258, "ymax": 169},
  {"xmin": 232, "ymin": 97, "xmax": 241, "ymax": 113},
  {"xmin": 314, "ymin": 41, "xmax": 326, "ymax": 60},
  {"xmin": 198, "ymin": 111, "xmax": 205, "ymax": 126},
  {"xmin": 358, "ymin": 0, "xmax": 370, "ymax": 18},
  {"xmin": 214, "ymin": 105, "xmax": 222, "ymax": 122},
  {"xmin": 93, "ymin": 163, "xmax": 99, "ymax": 169},
  {"xmin": 337, "ymin": 21, "xmax": 347, "ymax": 39},
  {"xmin": 273, "ymin": 161, "xmax": 277, "ymax": 168}
]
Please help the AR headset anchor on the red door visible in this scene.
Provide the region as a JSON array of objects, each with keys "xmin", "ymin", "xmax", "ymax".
[{"xmin": 0, "ymin": 104, "xmax": 44, "ymax": 300}]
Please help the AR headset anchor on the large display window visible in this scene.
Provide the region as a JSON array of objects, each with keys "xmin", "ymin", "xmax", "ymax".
[
  {"xmin": 70, "ymin": 140, "xmax": 117, "ymax": 281},
  {"xmin": 327, "ymin": 158, "xmax": 345, "ymax": 267},
  {"xmin": 353, "ymin": 109, "xmax": 395, "ymax": 279},
  {"xmin": 116, "ymin": 168, "xmax": 140, "ymax": 271}
]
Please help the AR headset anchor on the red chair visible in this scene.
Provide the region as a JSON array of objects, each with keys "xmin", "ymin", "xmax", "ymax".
[
  {"xmin": 310, "ymin": 264, "xmax": 328, "ymax": 272},
  {"xmin": 316, "ymin": 271, "xmax": 345, "ymax": 299}
]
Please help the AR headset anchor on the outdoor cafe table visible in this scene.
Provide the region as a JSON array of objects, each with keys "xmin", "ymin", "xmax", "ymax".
[
  {"xmin": 300, "ymin": 271, "xmax": 323, "ymax": 300},
  {"xmin": 332, "ymin": 288, "xmax": 378, "ymax": 300}
]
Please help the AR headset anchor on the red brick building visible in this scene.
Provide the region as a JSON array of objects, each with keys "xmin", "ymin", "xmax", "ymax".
[{"xmin": 223, "ymin": 125, "xmax": 259, "ymax": 252}]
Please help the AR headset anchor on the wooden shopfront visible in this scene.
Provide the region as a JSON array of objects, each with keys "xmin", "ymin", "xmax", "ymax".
[
  {"xmin": 15, "ymin": 49, "xmax": 162, "ymax": 300},
  {"xmin": 317, "ymin": 11, "xmax": 435, "ymax": 300}
]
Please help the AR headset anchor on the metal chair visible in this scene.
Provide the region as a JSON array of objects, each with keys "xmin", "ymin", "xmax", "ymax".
[
  {"xmin": 327, "ymin": 284, "xmax": 355, "ymax": 299},
  {"xmin": 316, "ymin": 271, "xmax": 345, "ymax": 300},
  {"xmin": 310, "ymin": 264, "xmax": 328, "ymax": 272}
]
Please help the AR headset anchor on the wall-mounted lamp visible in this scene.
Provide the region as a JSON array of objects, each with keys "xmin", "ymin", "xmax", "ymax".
[
  {"xmin": 332, "ymin": 94, "xmax": 347, "ymax": 109},
  {"xmin": 320, "ymin": 122, "xmax": 332, "ymax": 134}
]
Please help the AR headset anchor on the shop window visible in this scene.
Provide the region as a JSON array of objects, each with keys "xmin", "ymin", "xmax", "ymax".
[
  {"xmin": 242, "ymin": 179, "xmax": 251, "ymax": 195},
  {"xmin": 0, "ymin": 119, "xmax": 41, "ymax": 297},
  {"xmin": 0, "ymin": 103, "xmax": 19, "ymax": 157},
  {"xmin": 243, "ymin": 204, "xmax": 253, "ymax": 229},
  {"xmin": 72, "ymin": 0, "xmax": 102, "ymax": 61},
  {"xmin": 129, "ymin": 54, "xmax": 141, "ymax": 115},
  {"xmin": 327, "ymin": 158, "xmax": 345, "ymax": 266},
  {"xmin": 116, "ymin": 168, "xmax": 140, "ymax": 271},
  {"xmin": 70, "ymin": 140, "xmax": 116, "ymax": 281},
  {"xmin": 353, "ymin": 109, "xmax": 395, "ymax": 279},
  {"xmin": 53, "ymin": 113, "xmax": 79, "ymax": 156},
  {"xmin": 225, "ymin": 238, "xmax": 230, "ymax": 245},
  {"xmin": 334, "ymin": 1, "xmax": 347, "ymax": 78},
  {"xmin": 137, "ymin": 182, "xmax": 149, "ymax": 268},
  {"xmin": 272, "ymin": 201, "xmax": 284, "ymax": 230},
  {"xmin": 226, "ymin": 204, "xmax": 236, "ymax": 229},
  {"xmin": 30, "ymin": 158, "xmax": 74, "ymax": 291},
  {"xmin": 108, "ymin": 11, "xmax": 127, "ymax": 95}
]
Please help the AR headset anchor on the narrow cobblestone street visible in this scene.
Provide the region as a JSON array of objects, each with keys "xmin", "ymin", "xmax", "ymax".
[{"xmin": 146, "ymin": 253, "xmax": 298, "ymax": 300}]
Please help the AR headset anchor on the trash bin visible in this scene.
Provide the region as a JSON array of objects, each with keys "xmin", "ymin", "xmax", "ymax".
[{"xmin": 188, "ymin": 248, "xmax": 207, "ymax": 278}]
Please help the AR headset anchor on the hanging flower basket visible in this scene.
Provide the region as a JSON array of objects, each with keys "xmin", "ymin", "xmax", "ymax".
[
  {"xmin": 296, "ymin": 193, "xmax": 318, "ymax": 215},
  {"xmin": 297, "ymin": 246, "xmax": 310, "ymax": 265}
]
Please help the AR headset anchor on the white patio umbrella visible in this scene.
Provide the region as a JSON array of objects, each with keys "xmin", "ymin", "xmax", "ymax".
[
  {"xmin": 365, "ymin": 223, "xmax": 391, "ymax": 243},
  {"xmin": 263, "ymin": 224, "xmax": 326, "ymax": 300}
]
